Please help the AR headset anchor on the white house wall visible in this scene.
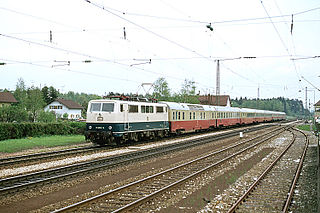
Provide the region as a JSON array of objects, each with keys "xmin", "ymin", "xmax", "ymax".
[{"xmin": 44, "ymin": 101, "xmax": 82, "ymax": 119}]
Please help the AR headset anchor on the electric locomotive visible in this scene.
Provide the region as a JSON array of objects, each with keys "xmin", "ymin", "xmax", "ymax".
[{"xmin": 85, "ymin": 97, "xmax": 169, "ymax": 145}]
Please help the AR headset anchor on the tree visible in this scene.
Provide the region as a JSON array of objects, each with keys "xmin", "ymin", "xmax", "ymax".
[
  {"xmin": 179, "ymin": 79, "xmax": 199, "ymax": 104},
  {"xmin": 42, "ymin": 86, "xmax": 59, "ymax": 105},
  {"xmin": 153, "ymin": 77, "xmax": 170, "ymax": 100},
  {"xmin": 38, "ymin": 110, "xmax": 56, "ymax": 122},
  {"xmin": 0, "ymin": 105, "xmax": 28, "ymax": 122},
  {"xmin": 181, "ymin": 79, "xmax": 196, "ymax": 96},
  {"xmin": 26, "ymin": 86, "xmax": 46, "ymax": 122},
  {"xmin": 13, "ymin": 78, "xmax": 28, "ymax": 108}
]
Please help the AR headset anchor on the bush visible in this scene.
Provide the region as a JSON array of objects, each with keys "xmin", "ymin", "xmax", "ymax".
[
  {"xmin": 0, "ymin": 122, "xmax": 86, "ymax": 141},
  {"xmin": 38, "ymin": 111, "xmax": 56, "ymax": 123}
]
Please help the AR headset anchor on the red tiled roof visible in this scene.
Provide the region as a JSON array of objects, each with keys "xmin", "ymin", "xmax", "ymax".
[
  {"xmin": 55, "ymin": 99, "xmax": 83, "ymax": 109},
  {"xmin": 0, "ymin": 92, "xmax": 18, "ymax": 103},
  {"xmin": 198, "ymin": 95, "xmax": 230, "ymax": 106}
]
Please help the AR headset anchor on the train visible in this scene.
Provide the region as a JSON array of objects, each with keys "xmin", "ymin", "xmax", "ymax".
[{"xmin": 85, "ymin": 97, "xmax": 286, "ymax": 145}]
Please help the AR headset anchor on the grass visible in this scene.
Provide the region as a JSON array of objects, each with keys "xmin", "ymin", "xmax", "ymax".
[
  {"xmin": 296, "ymin": 124, "xmax": 316, "ymax": 132},
  {"xmin": 0, "ymin": 135, "xmax": 87, "ymax": 153}
]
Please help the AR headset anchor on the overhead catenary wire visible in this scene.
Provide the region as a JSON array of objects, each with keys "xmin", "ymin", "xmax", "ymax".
[
  {"xmin": 0, "ymin": 33, "xmax": 191, "ymax": 83},
  {"xmin": 77, "ymin": 3, "xmax": 320, "ymax": 25},
  {"xmin": 0, "ymin": 58, "xmax": 141, "ymax": 84},
  {"xmin": 1, "ymin": 1, "xmax": 319, "ymax": 99},
  {"xmin": 83, "ymin": 0, "xmax": 213, "ymax": 63},
  {"xmin": 259, "ymin": 0, "xmax": 303, "ymax": 90}
]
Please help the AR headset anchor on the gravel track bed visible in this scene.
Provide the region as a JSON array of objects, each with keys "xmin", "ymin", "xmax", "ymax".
[
  {"xmin": 0, "ymin": 143, "xmax": 91, "ymax": 159},
  {"xmin": 199, "ymin": 131, "xmax": 293, "ymax": 212},
  {"xmin": 0, "ymin": 126, "xmax": 275, "ymax": 212},
  {"xmin": 130, "ymin": 130, "xmax": 289, "ymax": 212},
  {"xmin": 0, "ymin": 126, "xmax": 268, "ymax": 178},
  {"xmin": 289, "ymin": 131, "xmax": 318, "ymax": 212}
]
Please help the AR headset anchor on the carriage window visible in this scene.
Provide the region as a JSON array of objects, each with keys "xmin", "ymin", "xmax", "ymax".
[
  {"xmin": 178, "ymin": 112, "xmax": 181, "ymax": 120},
  {"xmin": 190, "ymin": 112, "xmax": 192, "ymax": 120},
  {"xmin": 173, "ymin": 112, "xmax": 175, "ymax": 120},
  {"xmin": 120, "ymin": 104, "xmax": 124, "ymax": 112},
  {"xmin": 193, "ymin": 112, "xmax": 196, "ymax": 119},
  {"xmin": 156, "ymin": 106, "xmax": 164, "ymax": 113},
  {"xmin": 183, "ymin": 112, "xmax": 185, "ymax": 120},
  {"xmin": 200, "ymin": 113, "xmax": 202, "ymax": 119},
  {"xmin": 204, "ymin": 112, "xmax": 206, "ymax": 119},
  {"xmin": 102, "ymin": 103, "xmax": 114, "ymax": 112},
  {"xmin": 129, "ymin": 105, "xmax": 138, "ymax": 113},
  {"xmin": 90, "ymin": 103, "xmax": 101, "ymax": 112}
]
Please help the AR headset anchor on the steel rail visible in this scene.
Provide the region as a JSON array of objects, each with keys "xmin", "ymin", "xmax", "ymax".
[
  {"xmin": 52, "ymin": 126, "xmax": 286, "ymax": 212},
  {"xmin": 0, "ymin": 146, "xmax": 100, "ymax": 167},
  {"xmin": 282, "ymin": 128, "xmax": 309, "ymax": 212},
  {"xmin": 0, "ymin": 123, "xmax": 277, "ymax": 167},
  {"xmin": 227, "ymin": 128, "xmax": 308, "ymax": 213},
  {"xmin": 0, "ymin": 125, "xmax": 277, "ymax": 195}
]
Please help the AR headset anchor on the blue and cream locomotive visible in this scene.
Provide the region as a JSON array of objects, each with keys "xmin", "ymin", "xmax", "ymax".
[{"xmin": 85, "ymin": 97, "xmax": 169, "ymax": 144}]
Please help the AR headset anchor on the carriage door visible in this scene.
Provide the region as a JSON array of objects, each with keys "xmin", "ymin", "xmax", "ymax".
[{"xmin": 123, "ymin": 104, "xmax": 129, "ymax": 132}]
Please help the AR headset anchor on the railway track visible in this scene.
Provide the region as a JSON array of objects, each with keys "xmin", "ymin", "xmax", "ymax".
[
  {"xmin": 52, "ymin": 126, "xmax": 287, "ymax": 212},
  {"xmin": 227, "ymin": 128, "xmax": 308, "ymax": 213},
  {"xmin": 0, "ymin": 124, "xmax": 280, "ymax": 168},
  {"xmin": 0, "ymin": 124, "xmax": 279, "ymax": 196},
  {"xmin": 0, "ymin": 145, "xmax": 102, "ymax": 167}
]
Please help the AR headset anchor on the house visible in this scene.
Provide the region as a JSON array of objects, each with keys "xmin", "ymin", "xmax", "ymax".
[
  {"xmin": 198, "ymin": 95, "xmax": 231, "ymax": 107},
  {"xmin": 44, "ymin": 99, "xmax": 83, "ymax": 119},
  {"xmin": 0, "ymin": 92, "xmax": 18, "ymax": 107}
]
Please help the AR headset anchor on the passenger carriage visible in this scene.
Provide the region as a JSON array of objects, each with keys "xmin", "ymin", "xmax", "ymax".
[
  {"xmin": 215, "ymin": 106, "xmax": 241, "ymax": 127},
  {"xmin": 163, "ymin": 102, "xmax": 217, "ymax": 133}
]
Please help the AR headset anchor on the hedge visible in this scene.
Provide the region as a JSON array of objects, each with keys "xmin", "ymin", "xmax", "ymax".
[{"xmin": 0, "ymin": 122, "xmax": 86, "ymax": 141}]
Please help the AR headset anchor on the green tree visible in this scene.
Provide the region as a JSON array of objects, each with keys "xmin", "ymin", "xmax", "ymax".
[
  {"xmin": 38, "ymin": 110, "xmax": 56, "ymax": 122},
  {"xmin": 179, "ymin": 79, "xmax": 199, "ymax": 104},
  {"xmin": 13, "ymin": 78, "xmax": 28, "ymax": 108},
  {"xmin": 153, "ymin": 77, "xmax": 170, "ymax": 100},
  {"xmin": 0, "ymin": 105, "xmax": 28, "ymax": 122},
  {"xmin": 42, "ymin": 86, "xmax": 59, "ymax": 105},
  {"xmin": 26, "ymin": 86, "xmax": 46, "ymax": 122},
  {"xmin": 63, "ymin": 113, "xmax": 69, "ymax": 119}
]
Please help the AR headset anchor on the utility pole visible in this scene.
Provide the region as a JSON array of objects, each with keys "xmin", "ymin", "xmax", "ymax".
[
  {"xmin": 305, "ymin": 87, "xmax": 308, "ymax": 120},
  {"xmin": 216, "ymin": 60, "xmax": 220, "ymax": 106},
  {"xmin": 257, "ymin": 85, "xmax": 260, "ymax": 109}
]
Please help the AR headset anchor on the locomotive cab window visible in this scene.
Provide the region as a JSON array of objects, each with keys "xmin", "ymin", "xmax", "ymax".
[
  {"xmin": 90, "ymin": 103, "xmax": 101, "ymax": 112},
  {"xmin": 102, "ymin": 103, "xmax": 114, "ymax": 112}
]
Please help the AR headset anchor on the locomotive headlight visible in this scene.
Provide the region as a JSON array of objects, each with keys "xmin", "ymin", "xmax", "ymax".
[
  {"xmin": 108, "ymin": 126, "xmax": 112, "ymax": 130},
  {"xmin": 89, "ymin": 126, "xmax": 92, "ymax": 130}
]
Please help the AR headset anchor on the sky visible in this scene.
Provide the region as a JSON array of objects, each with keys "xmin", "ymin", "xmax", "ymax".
[{"xmin": 0, "ymin": 0, "xmax": 319, "ymax": 109}]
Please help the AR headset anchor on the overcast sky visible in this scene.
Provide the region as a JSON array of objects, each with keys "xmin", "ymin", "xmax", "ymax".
[{"xmin": 1, "ymin": 0, "xmax": 319, "ymax": 109}]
